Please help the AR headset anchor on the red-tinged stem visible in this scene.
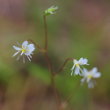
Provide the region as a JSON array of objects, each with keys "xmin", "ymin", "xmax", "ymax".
[{"xmin": 43, "ymin": 15, "xmax": 48, "ymax": 50}]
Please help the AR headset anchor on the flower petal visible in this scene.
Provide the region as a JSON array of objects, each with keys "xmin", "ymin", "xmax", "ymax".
[
  {"xmin": 13, "ymin": 51, "xmax": 20, "ymax": 57},
  {"xmin": 27, "ymin": 44, "xmax": 35, "ymax": 52},
  {"xmin": 73, "ymin": 59, "xmax": 78, "ymax": 64},
  {"xmin": 79, "ymin": 58, "xmax": 89, "ymax": 65},
  {"xmin": 71, "ymin": 64, "xmax": 75, "ymax": 70},
  {"xmin": 13, "ymin": 46, "xmax": 21, "ymax": 50},
  {"xmin": 92, "ymin": 67, "xmax": 98, "ymax": 73},
  {"xmin": 20, "ymin": 51, "xmax": 24, "ymax": 56},
  {"xmin": 81, "ymin": 77, "xmax": 86, "ymax": 83},
  {"xmin": 88, "ymin": 81, "xmax": 94, "ymax": 88},
  {"xmin": 22, "ymin": 41, "xmax": 28, "ymax": 48},
  {"xmin": 27, "ymin": 56, "xmax": 31, "ymax": 61},
  {"xmin": 93, "ymin": 72, "xmax": 101, "ymax": 78},
  {"xmin": 24, "ymin": 44, "xmax": 35, "ymax": 56},
  {"xmin": 81, "ymin": 68, "xmax": 88, "ymax": 76},
  {"xmin": 87, "ymin": 78, "xmax": 91, "ymax": 83},
  {"xmin": 75, "ymin": 67, "xmax": 80, "ymax": 75}
]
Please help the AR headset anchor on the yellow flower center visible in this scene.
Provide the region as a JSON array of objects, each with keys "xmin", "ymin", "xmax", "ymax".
[
  {"xmin": 76, "ymin": 64, "xmax": 80, "ymax": 67},
  {"xmin": 22, "ymin": 49, "xmax": 27, "ymax": 53},
  {"xmin": 87, "ymin": 74, "xmax": 92, "ymax": 79}
]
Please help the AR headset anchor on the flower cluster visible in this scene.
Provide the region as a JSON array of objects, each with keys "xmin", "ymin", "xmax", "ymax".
[{"xmin": 71, "ymin": 58, "xmax": 101, "ymax": 88}]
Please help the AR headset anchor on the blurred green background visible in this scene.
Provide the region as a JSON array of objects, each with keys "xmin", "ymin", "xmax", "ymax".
[{"xmin": 0, "ymin": 0, "xmax": 110, "ymax": 110}]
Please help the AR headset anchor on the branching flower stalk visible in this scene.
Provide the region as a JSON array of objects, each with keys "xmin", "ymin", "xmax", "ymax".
[{"xmin": 12, "ymin": 5, "xmax": 102, "ymax": 110}]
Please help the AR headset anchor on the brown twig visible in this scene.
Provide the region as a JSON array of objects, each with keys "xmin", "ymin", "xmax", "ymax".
[{"xmin": 57, "ymin": 58, "xmax": 74, "ymax": 73}]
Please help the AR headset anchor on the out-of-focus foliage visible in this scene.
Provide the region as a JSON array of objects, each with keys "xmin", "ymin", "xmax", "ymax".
[{"xmin": 29, "ymin": 63, "xmax": 51, "ymax": 85}]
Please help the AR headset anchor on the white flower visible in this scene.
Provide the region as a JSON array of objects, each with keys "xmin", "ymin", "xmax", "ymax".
[
  {"xmin": 13, "ymin": 41, "xmax": 35, "ymax": 62},
  {"xmin": 44, "ymin": 6, "xmax": 58, "ymax": 16},
  {"xmin": 71, "ymin": 58, "xmax": 89, "ymax": 75},
  {"xmin": 81, "ymin": 67, "xmax": 101, "ymax": 88}
]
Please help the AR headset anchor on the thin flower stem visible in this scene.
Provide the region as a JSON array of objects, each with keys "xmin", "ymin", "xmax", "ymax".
[
  {"xmin": 44, "ymin": 52, "xmax": 62, "ymax": 110},
  {"xmin": 43, "ymin": 15, "xmax": 62, "ymax": 110},
  {"xmin": 44, "ymin": 52, "xmax": 53, "ymax": 74},
  {"xmin": 43, "ymin": 15, "xmax": 48, "ymax": 50},
  {"xmin": 57, "ymin": 58, "xmax": 74, "ymax": 73}
]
